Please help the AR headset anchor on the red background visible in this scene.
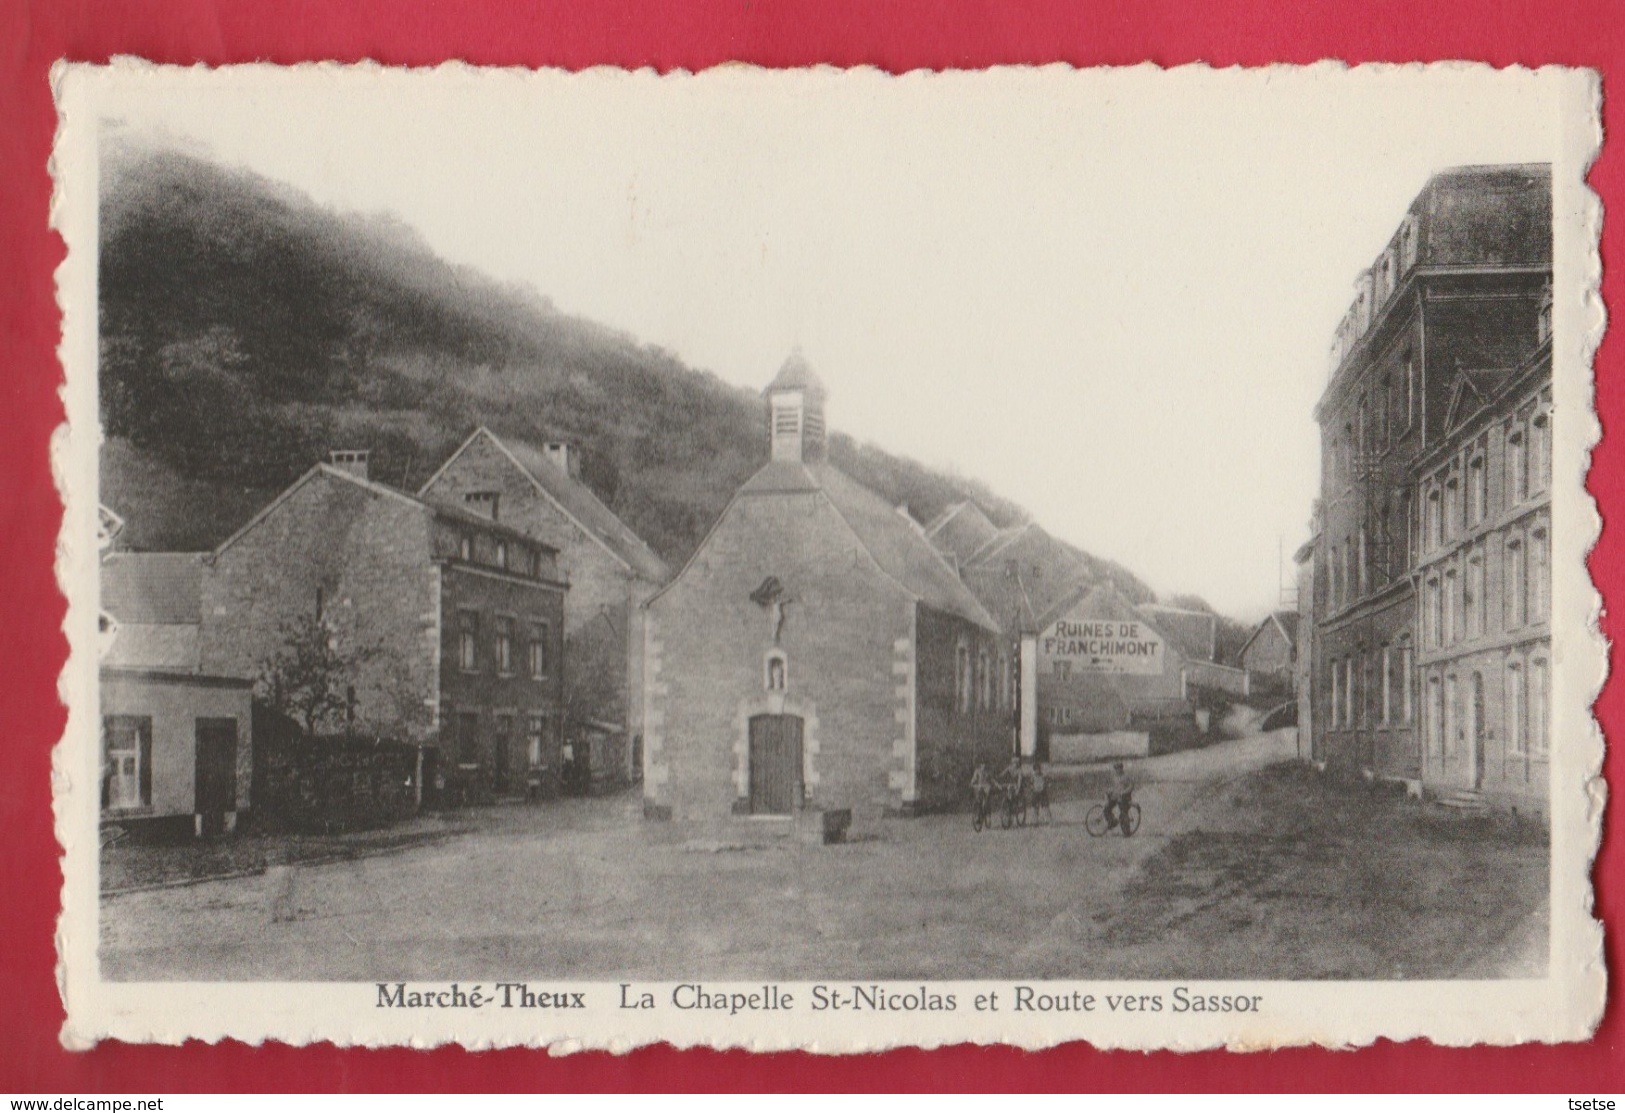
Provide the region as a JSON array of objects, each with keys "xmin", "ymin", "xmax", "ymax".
[{"xmin": 1, "ymin": 0, "xmax": 1619, "ymax": 1092}]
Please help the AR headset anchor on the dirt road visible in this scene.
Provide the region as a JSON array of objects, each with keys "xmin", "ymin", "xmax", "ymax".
[{"xmin": 101, "ymin": 730, "xmax": 1545, "ymax": 981}]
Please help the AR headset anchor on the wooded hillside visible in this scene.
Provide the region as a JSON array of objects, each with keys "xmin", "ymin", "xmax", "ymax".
[{"xmin": 98, "ymin": 144, "xmax": 1153, "ymax": 602}]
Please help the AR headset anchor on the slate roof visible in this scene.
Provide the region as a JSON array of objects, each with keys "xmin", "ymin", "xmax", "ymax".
[
  {"xmin": 102, "ymin": 623, "xmax": 202, "ymax": 673},
  {"xmin": 428, "ymin": 430, "xmax": 668, "ymax": 583},
  {"xmin": 217, "ymin": 463, "xmax": 559, "ymax": 559},
  {"xmin": 1415, "ymin": 164, "xmax": 1552, "ymax": 269},
  {"xmin": 101, "ymin": 552, "xmax": 205, "ymax": 624},
  {"xmin": 1138, "ymin": 604, "xmax": 1218, "ymax": 663},
  {"xmin": 763, "ymin": 348, "xmax": 826, "ymax": 397},
  {"xmin": 733, "ymin": 459, "xmax": 1000, "ymax": 632}
]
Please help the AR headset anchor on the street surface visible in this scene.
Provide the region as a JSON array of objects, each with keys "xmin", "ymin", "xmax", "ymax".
[{"xmin": 101, "ymin": 730, "xmax": 1547, "ymax": 981}]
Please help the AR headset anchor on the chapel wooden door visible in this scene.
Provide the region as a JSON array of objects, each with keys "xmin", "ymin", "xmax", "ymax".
[{"xmin": 748, "ymin": 714, "xmax": 803, "ymax": 815}]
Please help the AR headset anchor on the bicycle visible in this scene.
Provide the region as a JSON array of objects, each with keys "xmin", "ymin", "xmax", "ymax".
[
  {"xmin": 1000, "ymin": 781, "xmax": 1028, "ymax": 829},
  {"xmin": 1085, "ymin": 796, "xmax": 1141, "ymax": 837},
  {"xmin": 971, "ymin": 787, "xmax": 994, "ymax": 832}
]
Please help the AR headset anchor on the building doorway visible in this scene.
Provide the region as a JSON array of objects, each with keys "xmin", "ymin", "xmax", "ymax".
[
  {"xmin": 748, "ymin": 714, "xmax": 803, "ymax": 815},
  {"xmin": 1470, "ymin": 672, "xmax": 1486, "ymax": 790},
  {"xmin": 194, "ymin": 717, "xmax": 238, "ymax": 836}
]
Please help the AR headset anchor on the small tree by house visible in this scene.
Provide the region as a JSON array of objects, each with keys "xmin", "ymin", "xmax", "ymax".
[{"xmin": 256, "ymin": 613, "xmax": 381, "ymax": 737}]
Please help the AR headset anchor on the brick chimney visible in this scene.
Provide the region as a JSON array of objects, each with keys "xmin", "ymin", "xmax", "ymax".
[
  {"xmin": 543, "ymin": 442, "xmax": 580, "ymax": 479},
  {"xmin": 328, "ymin": 450, "xmax": 370, "ymax": 480}
]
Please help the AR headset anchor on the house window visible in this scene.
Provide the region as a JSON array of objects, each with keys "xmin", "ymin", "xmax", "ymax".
[
  {"xmin": 956, "ymin": 643, "xmax": 973, "ymax": 713},
  {"xmin": 1507, "ymin": 427, "xmax": 1528, "ymax": 506},
  {"xmin": 978, "ymin": 648, "xmax": 992, "ymax": 710},
  {"xmin": 1344, "ymin": 658, "xmax": 1357, "ymax": 729},
  {"xmin": 1399, "ymin": 641, "xmax": 1415, "ymax": 725},
  {"xmin": 1444, "ymin": 476, "xmax": 1460, "ymax": 541},
  {"xmin": 463, "ymin": 490, "xmax": 500, "ymax": 521},
  {"xmin": 1357, "ymin": 527, "xmax": 1369, "ymax": 596},
  {"xmin": 1468, "ymin": 452, "xmax": 1487, "ymax": 525},
  {"xmin": 1329, "ymin": 658, "xmax": 1341, "ymax": 730},
  {"xmin": 458, "ymin": 610, "xmax": 480, "ymax": 671},
  {"xmin": 1426, "ymin": 487, "xmax": 1442, "ymax": 551},
  {"xmin": 528, "ymin": 622, "xmax": 550, "ymax": 679},
  {"xmin": 459, "ymin": 534, "xmax": 473, "ymax": 562},
  {"xmin": 998, "ymin": 652, "xmax": 1012, "ymax": 711},
  {"xmin": 1532, "ymin": 410, "xmax": 1551, "ymax": 494},
  {"xmin": 1506, "ymin": 537, "xmax": 1527, "ymax": 629},
  {"xmin": 101, "ymin": 715, "xmax": 151, "ymax": 810},
  {"xmin": 1403, "ymin": 353, "xmax": 1417, "ymax": 428},
  {"xmin": 495, "ymin": 616, "xmax": 515, "ymax": 675},
  {"xmin": 526, "ymin": 714, "xmax": 547, "ymax": 768},
  {"xmin": 1380, "ymin": 645, "xmax": 1393, "ymax": 725},
  {"xmin": 494, "ymin": 540, "xmax": 509, "ymax": 570},
  {"xmin": 1531, "ymin": 527, "xmax": 1550, "ymax": 621},
  {"xmin": 1426, "ymin": 674, "xmax": 1444, "ymax": 760},
  {"xmin": 765, "ymin": 650, "xmax": 787, "ymax": 692},
  {"xmin": 1444, "ymin": 673, "xmax": 1459, "ymax": 757},
  {"xmin": 1425, "ymin": 577, "xmax": 1441, "ymax": 648},
  {"xmin": 1444, "ymin": 568, "xmax": 1459, "ymax": 645},
  {"xmin": 1505, "ymin": 659, "xmax": 1525, "ymax": 756},
  {"xmin": 1466, "ymin": 551, "xmax": 1485, "ymax": 639},
  {"xmin": 1530, "ymin": 655, "xmax": 1549, "ymax": 757}
]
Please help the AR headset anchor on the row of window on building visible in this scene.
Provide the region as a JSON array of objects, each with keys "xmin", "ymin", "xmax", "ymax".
[
  {"xmin": 1421, "ymin": 652, "xmax": 1550, "ymax": 762},
  {"xmin": 1323, "ymin": 396, "xmax": 1552, "ymax": 617},
  {"xmin": 1326, "ymin": 641, "xmax": 1416, "ymax": 732},
  {"xmin": 455, "ymin": 610, "xmax": 552, "ymax": 678},
  {"xmin": 954, "ymin": 642, "xmax": 1016, "ymax": 715},
  {"xmin": 453, "ymin": 527, "xmax": 548, "ymax": 580},
  {"xmin": 1420, "ymin": 403, "xmax": 1552, "ymax": 553},
  {"xmin": 1421, "ymin": 520, "xmax": 1551, "ymax": 650}
]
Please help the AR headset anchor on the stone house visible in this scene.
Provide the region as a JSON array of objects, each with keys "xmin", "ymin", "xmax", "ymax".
[
  {"xmin": 643, "ymin": 354, "xmax": 1012, "ymax": 824},
  {"xmin": 419, "ymin": 427, "xmax": 669, "ymax": 782},
  {"xmin": 1240, "ymin": 610, "xmax": 1301, "ymax": 692},
  {"xmin": 197, "ymin": 452, "xmax": 567, "ymax": 799}
]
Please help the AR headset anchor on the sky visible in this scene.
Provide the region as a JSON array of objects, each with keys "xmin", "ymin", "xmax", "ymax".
[{"xmin": 89, "ymin": 64, "xmax": 1572, "ymax": 619}]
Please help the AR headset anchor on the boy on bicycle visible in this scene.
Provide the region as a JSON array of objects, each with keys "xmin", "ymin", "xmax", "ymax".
[
  {"xmin": 970, "ymin": 763, "xmax": 994, "ymax": 812},
  {"xmin": 994, "ymin": 753, "xmax": 1020, "ymax": 799},
  {"xmin": 1105, "ymin": 760, "xmax": 1134, "ymax": 830}
]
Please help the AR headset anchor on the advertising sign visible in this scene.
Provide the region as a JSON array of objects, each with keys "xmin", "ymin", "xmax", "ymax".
[{"xmin": 1040, "ymin": 618, "xmax": 1164, "ymax": 675}]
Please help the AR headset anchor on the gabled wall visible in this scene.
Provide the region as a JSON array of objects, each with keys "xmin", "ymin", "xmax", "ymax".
[
  {"xmin": 199, "ymin": 474, "xmax": 442, "ymax": 741},
  {"xmin": 645, "ymin": 489, "xmax": 914, "ymax": 823}
]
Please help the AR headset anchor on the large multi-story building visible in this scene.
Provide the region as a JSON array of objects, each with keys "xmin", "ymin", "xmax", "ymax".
[
  {"xmin": 1311, "ymin": 163, "xmax": 1551, "ymax": 791},
  {"xmin": 1413, "ymin": 317, "xmax": 1552, "ymax": 812}
]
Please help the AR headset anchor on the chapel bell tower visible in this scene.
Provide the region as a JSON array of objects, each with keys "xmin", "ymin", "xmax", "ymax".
[{"xmin": 763, "ymin": 348, "xmax": 827, "ymax": 464}]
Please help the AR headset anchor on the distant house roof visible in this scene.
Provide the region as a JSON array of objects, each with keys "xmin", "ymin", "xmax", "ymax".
[
  {"xmin": 421, "ymin": 428, "xmax": 669, "ymax": 584},
  {"xmin": 1138, "ymin": 604, "xmax": 1218, "ymax": 663},
  {"xmin": 1239, "ymin": 610, "xmax": 1300, "ymax": 664},
  {"xmin": 719, "ymin": 459, "xmax": 1000, "ymax": 632},
  {"xmin": 101, "ymin": 552, "xmax": 205, "ymax": 625}
]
